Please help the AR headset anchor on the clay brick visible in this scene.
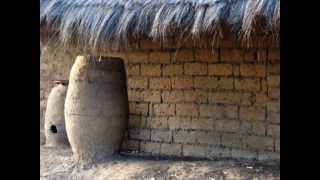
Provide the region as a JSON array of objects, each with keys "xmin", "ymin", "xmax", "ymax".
[
  {"xmin": 129, "ymin": 103, "xmax": 149, "ymax": 115},
  {"xmin": 149, "ymin": 52, "xmax": 171, "ymax": 64},
  {"xmin": 194, "ymin": 77, "xmax": 211, "ymax": 89},
  {"xmin": 127, "ymin": 140, "xmax": 140, "ymax": 151},
  {"xmin": 162, "ymin": 90, "xmax": 184, "ymax": 103},
  {"xmin": 258, "ymin": 151, "xmax": 280, "ymax": 161},
  {"xmin": 261, "ymin": 79, "xmax": 268, "ymax": 92},
  {"xmin": 128, "ymin": 90, "xmax": 141, "ymax": 102},
  {"xmin": 128, "ymin": 115, "xmax": 141, "ymax": 128},
  {"xmin": 126, "ymin": 65, "xmax": 140, "ymax": 76},
  {"xmin": 240, "ymin": 107, "xmax": 265, "ymax": 121},
  {"xmin": 209, "ymin": 92, "xmax": 252, "ymax": 105},
  {"xmin": 168, "ymin": 116, "xmax": 192, "ymax": 129},
  {"xmin": 191, "ymin": 117, "xmax": 213, "ymax": 130},
  {"xmin": 268, "ymin": 49, "xmax": 280, "ymax": 62},
  {"xmin": 213, "ymin": 120, "xmax": 240, "ymax": 133},
  {"xmin": 267, "ymin": 124, "xmax": 280, "ymax": 137},
  {"xmin": 147, "ymin": 116, "xmax": 168, "ymax": 129},
  {"xmin": 235, "ymin": 78, "xmax": 260, "ymax": 92},
  {"xmin": 231, "ymin": 149, "xmax": 258, "ymax": 160},
  {"xmin": 194, "ymin": 49, "xmax": 219, "ymax": 62},
  {"xmin": 161, "ymin": 143, "xmax": 182, "ymax": 156},
  {"xmin": 172, "ymin": 49, "xmax": 194, "ymax": 62},
  {"xmin": 184, "ymin": 90, "xmax": 208, "ymax": 103},
  {"xmin": 184, "ymin": 63, "xmax": 207, "ymax": 75},
  {"xmin": 246, "ymin": 136, "xmax": 274, "ymax": 151},
  {"xmin": 129, "ymin": 129, "xmax": 150, "ymax": 141},
  {"xmin": 207, "ymin": 146, "xmax": 232, "ymax": 158},
  {"xmin": 244, "ymin": 49, "xmax": 267, "ymax": 62},
  {"xmin": 251, "ymin": 121, "xmax": 266, "ymax": 135},
  {"xmin": 176, "ymin": 104, "xmax": 199, "ymax": 117},
  {"xmin": 267, "ymin": 112, "xmax": 280, "ymax": 124},
  {"xmin": 141, "ymin": 64, "xmax": 161, "ymax": 76},
  {"xmin": 128, "ymin": 77, "xmax": 148, "ymax": 89},
  {"xmin": 215, "ymin": 77, "xmax": 234, "ymax": 90},
  {"xmin": 153, "ymin": 104, "xmax": 175, "ymax": 116},
  {"xmin": 183, "ymin": 144, "xmax": 208, "ymax": 157},
  {"xmin": 268, "ymin": 88, "xmax": 280, "ymax": 99},
  {"xmin": 221, "ymin": 133, "xmax": 243, "ymax": 148},
  {"xmin": 149, "ymin": 77, "xmax": 171, "ymax": 89},
  {"xmin": 151, "ymin": 129, "xmax": 172, "ymax": 142},
  {"xmin": 195, "ymin": 131, "xmax": 220, "ymax": 145},
  {"xmin": 220, "ymin": 49, "xmax": 244, "ymax": 63},
  {"xmin": 240, "ymin": 64, "xmax": 266, "ymax": 77},
  {"xmin": 254, "ymin": 93, "xmax": 268, "ymax": 106},
  {"xmin": 199, "ymin": 105, "xmax": 237, "ymax": 119},
  {"xmin": 208, "ymin": 64, "xmax": 233, "ymax": 76},
  {"xmin": 267, "ymin": 63, "xmax": 280, "ymax": 75},
  {"xmin": 239, "ymin": 121, "xmax": 252, "ymax": 134},
  {"xmin": 267, "ymin": 75, "xmax": 280, "ymax": 88},
  {"xmin": 141, "ymin": 90, "xmax": 161, "ymax": 103},
  {"xmin": 173, "ymin": 130, "xmax": 196, "ymax": 143},
  {"xmin": 267, "ymin": 101, "xmax": 280, "ymax": 113},
  {"xmin": 233, "ymin": 65, "xmax": 240, "ymax": 76},
  {"xmin": 171, "ymin": 77, "xmax": 194, "ymax": 89},
  {"xmin": 140, "ymin": 142, "xmax": 161, "ymax": 154},
  {"xmin": 162, "ymin": 64, "xmax": 183, "ymax": 76},
  {"xmin": 126, "ymin": 52, "xmax": 149, "ymax": 64}
]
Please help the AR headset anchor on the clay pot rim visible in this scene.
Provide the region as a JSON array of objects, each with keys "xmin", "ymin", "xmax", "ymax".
[{"xmin": 53, "ymin": 80, "xmax": 69, "ymax": 86}]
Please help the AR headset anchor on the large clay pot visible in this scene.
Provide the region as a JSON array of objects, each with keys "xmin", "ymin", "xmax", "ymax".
[
  {"xmin": 44, "ymin": 80, "xmax": 70, "ymax": 147},
  {"xmin": 65, "ymin": 56, "xmax": 128, "ymax": 162}
]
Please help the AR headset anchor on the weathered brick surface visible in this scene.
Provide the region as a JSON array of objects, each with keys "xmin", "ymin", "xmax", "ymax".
[
  {"xmin": 168, "ymin": 116, "xmax": 192, "ymax": 129},
  {"xmin": 128, "ymin": 78, "xmax": 148, "ymax": 89},
  {"xmin": 161, "ymin": 143, "xmax": 182, "ymax": 156},
  {"xmin": 149, "ymin": 52, "xmax": 170, "ymax": 64},
  {"xmin": 141, "ymin": 64, "xmax": 161, "ymax": 76},
  {"xmin": 149, "ymin": 77, "xmax": 171, "ymax": 89},
  {"xmin": 184, "ymin": 63, "xmax": 207, "ymax": 75},
  {"xmin": 235, "ymin": 78, "xmax": 260, "ymax": 92},
  {"xmin": 221, "ymin": 133, "xmax": 243, "ymax": 148},
  {"xmin": 171, "ymin": 77, "xmax": 194, "ymax": 89},
  {"xmin": 240, "ymin": 107, "xmax": 266, "ymax": 121},
  {"xmin": 162, "ymin": 64, "xmax": 183, "ymax": 76},
  {"xmin": 140, "ymin": 141, "xmax": 161, "ymax": 154},
  {"xmin": 176, "ymin": 103, "xmax": 199, "ymax": 116},
  {"xmin": 208, "ymin": 64, "xmax": 233, "ymax": 76},
  {"xmin": 246, "ymin": 136, "xmax": 274, "ymax": 151},
  {"xmin": 194, "ymin": 49, "xmax": 219, "ymax": 62},
  {"xmin": 240, "ymin": 64, "xmax": 266, "ymax": 77},
  {"xmin": 199, "ymin": 105, "xmax": 237, "ymax": 119},
  {"xmin": 151, "ymin": 129, "xmax": 172, "ymax": 142},
  {"xmin": 153, "ymin": 104, "xmax": 175, "ymax": 116},
  {"xmin": 141, "ymin": 90, "xmax": 161, "ymax": 103}
]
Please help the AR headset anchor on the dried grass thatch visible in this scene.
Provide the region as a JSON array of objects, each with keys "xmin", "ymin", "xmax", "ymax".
[{"xmin": 40, "ymin": 0, "xmax": 280, "ymax": 52}]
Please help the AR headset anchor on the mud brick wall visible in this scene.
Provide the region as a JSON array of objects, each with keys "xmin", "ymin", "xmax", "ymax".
[
  {"xmin": 40, "ymin": 40, "xmax": 280, "ymax": 160},
  {"xmin": 122, "ymin": 43, "xmax": 280, "ymax": 161}
]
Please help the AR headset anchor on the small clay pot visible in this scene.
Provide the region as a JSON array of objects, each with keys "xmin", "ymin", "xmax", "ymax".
[{"xmin": 44, "ymin": 80, "xmax": 70, "ymax": 148}]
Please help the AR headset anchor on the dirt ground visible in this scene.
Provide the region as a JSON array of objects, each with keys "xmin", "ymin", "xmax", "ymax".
[{"xmin": 40, "ymin": 144, "xmax": 280, "ymax": 180}]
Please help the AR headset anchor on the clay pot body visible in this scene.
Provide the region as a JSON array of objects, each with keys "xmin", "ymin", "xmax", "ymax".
[
  {"xmin": 44, "ymin": 81, "xmax": 70, "ymax": 147},
  {"xmin": 65, "ymin": 56, "xmax": 128, "ymax": 162}
]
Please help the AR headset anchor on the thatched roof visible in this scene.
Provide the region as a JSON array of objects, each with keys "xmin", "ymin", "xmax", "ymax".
[{"xmin": 40, "ymin": 0, "xmax": 280, "ymax": 52}]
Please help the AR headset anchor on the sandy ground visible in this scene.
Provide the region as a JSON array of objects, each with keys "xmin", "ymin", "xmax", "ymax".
[{"xmin": 40, "ymin": 144, "xmax": 280, "ymax": 180}]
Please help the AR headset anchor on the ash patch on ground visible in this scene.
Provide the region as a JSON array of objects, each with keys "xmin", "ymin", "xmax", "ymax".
[{"xmin": 40, "ymin": 145, "xmax": 279, "ymax": 180}]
